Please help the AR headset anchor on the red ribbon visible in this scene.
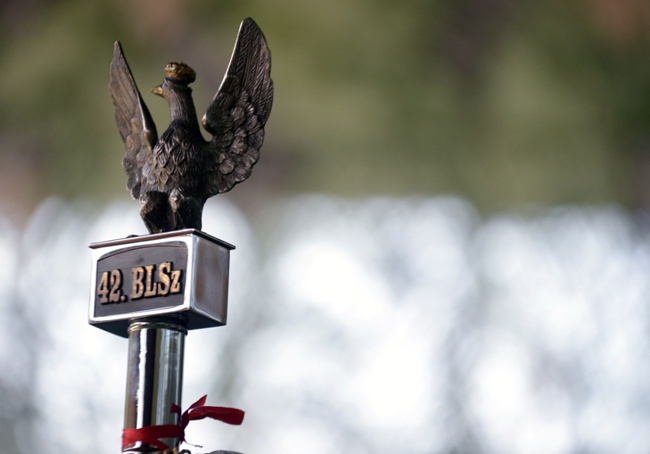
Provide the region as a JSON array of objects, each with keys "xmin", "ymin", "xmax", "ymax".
[{"xmin": 122, "ymin": 395, "xmax": 245, "ymax": 450}]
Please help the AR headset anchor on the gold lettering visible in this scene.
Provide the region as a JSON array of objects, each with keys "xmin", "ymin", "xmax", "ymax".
[
  {"xmin": 144, "ymin": 264, "xmax": 156, "ymax": 297},
  {"xmin": 158, "ymin": 262, "xmax": 171, "ymax": 296},
  {"xmin": 127, "ymin": 262, "xmax": 184, "ymax": 302},
  {"xmin": 109, "ymin": 269, "xmax": 123, "ymax": 303},
  {"xmin": 131, "ymin": 266, "xmax": 145, "ymax": 299},
  {"xmin": 170, "ymin": 269, "xmax": 182, "ymax": 294},
  {"xmin": 98, "ymin": 271, "xmax": 110, "ymax": 303}
]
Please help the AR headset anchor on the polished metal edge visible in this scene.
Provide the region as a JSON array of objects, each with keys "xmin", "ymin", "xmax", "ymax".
[{"xmin": 89, "ymin": 228, "xmax": 235, "ymax": 250}]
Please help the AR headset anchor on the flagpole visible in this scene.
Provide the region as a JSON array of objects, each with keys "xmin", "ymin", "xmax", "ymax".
[
  {"xmin": 122, "ymin": 319, "xmax": 186, "ymax": 452},
  {"xmin": 89, "ymin": 230, "xmax": 234, "ymax": 453},
  {"xmin": 94, "ymin": 17, "xmax": 272, "ymax": 452}
]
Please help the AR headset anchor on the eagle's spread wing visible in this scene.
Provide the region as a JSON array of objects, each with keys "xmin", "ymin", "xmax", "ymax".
[
  {"xmin": 109, "ymin": 41, "xmax": 158, "ymax": 199},
  {"xmin": 202, "ymin": 18, "xmax": 274, "ymax": 197}
]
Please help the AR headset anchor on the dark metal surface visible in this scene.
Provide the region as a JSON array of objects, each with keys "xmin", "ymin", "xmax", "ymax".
[
  {"xmin": 89, "ymin": 229, "xmax": 234, "ymax": 337},
  {"xmin": 109, "ymin": 18, "xmax": 274, "ymax": 233},
  {"xmin": 98, "ymin": 19, "xmax": 262, "ymax": 453}
]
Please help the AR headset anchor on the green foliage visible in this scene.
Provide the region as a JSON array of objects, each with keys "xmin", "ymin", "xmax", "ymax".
[{"xmin": 0, "ymin": 0, "xmax": 648, "ymax": 215}]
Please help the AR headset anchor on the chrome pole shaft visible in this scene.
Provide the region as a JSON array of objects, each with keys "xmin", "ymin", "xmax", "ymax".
[{"xmin": 123, "ymin": 319, "xmax": 187, "ymax": 453}]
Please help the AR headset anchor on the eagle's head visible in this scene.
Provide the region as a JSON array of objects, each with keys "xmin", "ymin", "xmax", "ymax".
[{"xmin": 152, "ymin": 62, "xmax": 196, "ymax": 97}]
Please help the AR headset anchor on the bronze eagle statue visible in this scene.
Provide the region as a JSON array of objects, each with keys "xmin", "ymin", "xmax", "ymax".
[{"xmin": 109, "ymin": 18, "xmax": 273, "ymax": 233}]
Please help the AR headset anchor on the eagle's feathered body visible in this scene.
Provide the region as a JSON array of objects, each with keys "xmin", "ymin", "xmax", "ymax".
[{"xmin": 109, "ymin": 18, "xmax": 273, "ymax": 233}]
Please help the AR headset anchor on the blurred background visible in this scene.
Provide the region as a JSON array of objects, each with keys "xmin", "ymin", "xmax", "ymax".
[{"xmin": 1, "ymin": 0, "xmax": 650, "ymax": 453}]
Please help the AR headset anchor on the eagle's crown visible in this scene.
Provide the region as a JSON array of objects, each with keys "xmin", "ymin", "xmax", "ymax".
[{"xmin": 164, "ymin": 62, "xmax": 196, "ymax": 84}]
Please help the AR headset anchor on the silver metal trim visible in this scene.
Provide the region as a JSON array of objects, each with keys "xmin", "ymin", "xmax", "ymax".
[
  {"xmin": 89, "ymin": 228, "xmax": 235, "ymax": 250},
  {"xmin": 89, "ymin": 230, "xmax": 231, "ymax": 336}
]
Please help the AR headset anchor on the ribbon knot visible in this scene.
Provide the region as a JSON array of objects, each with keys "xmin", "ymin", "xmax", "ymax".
[{"xmin": 122, "ymin": 395, "xmax": 245, "ymax": 451}]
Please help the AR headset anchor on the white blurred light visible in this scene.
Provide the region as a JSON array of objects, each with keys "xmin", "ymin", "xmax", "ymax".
[{"xmin": 5, "ymin": 197, "xmax": 650, "ymax": 454}]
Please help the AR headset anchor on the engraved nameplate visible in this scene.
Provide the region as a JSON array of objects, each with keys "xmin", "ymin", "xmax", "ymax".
[{"xmin": 89, "ymin": 229, "xmax": 235, "ymax": 337}]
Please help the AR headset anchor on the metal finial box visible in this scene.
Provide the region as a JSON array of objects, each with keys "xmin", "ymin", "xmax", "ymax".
[{"xmin": 89, "ymin": 229, "xmax": 235, "ymax": 337}]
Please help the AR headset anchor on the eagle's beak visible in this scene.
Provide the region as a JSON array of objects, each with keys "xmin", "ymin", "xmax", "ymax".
[{"xmin": 151, "ymin": 85, "xmax": 164, "ymax": 97}]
